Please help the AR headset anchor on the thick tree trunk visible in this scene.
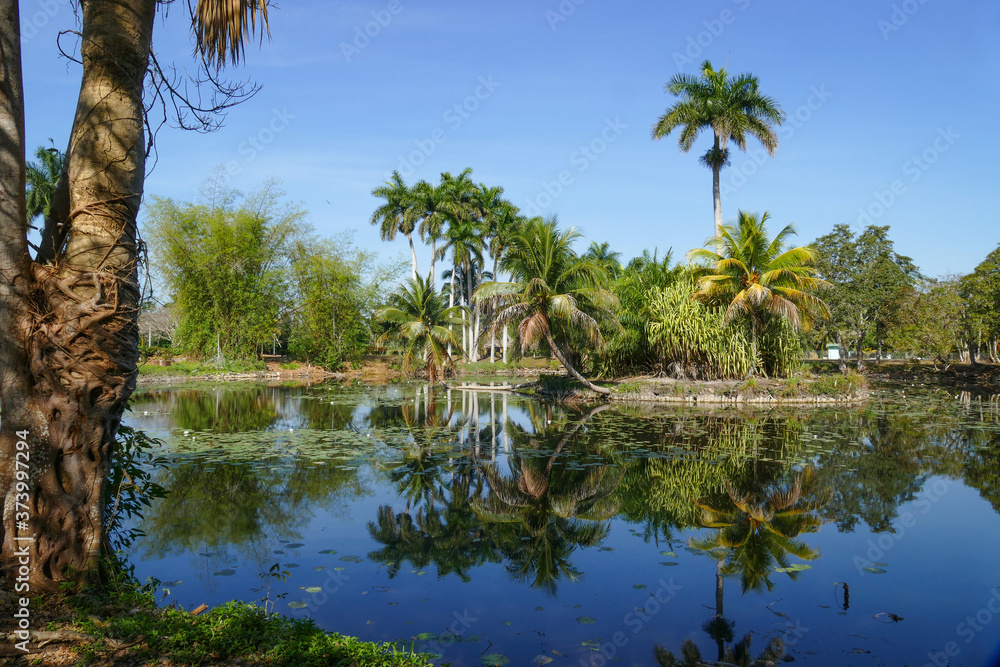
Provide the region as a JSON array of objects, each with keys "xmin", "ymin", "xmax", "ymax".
[
  {"xmin": 0, "ymin": 0, "xmax": 153, "ymax": 590},
  {"xmin": 543, "ymin": 329, "xmax": 610, "ymax": 395}
]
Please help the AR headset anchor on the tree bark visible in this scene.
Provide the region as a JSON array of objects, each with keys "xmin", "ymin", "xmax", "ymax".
[
  {"xmin": 407, "ymin": 233, "xmax": 418, "ymax": 283},
  {"xmin": 835, "ymin": 330, "xmax": 846, "ymax": 373},
  {"xmin": 711, "ymin": 135, "xmax": 723, "ymax": 237},
  {"xmin": 855, "ymin": 331, "xmax": 864, "ymax": 371},
  {"xmin": 0, "ymin": 0, "xmax": 154, "ymax": 590},
  {"xmin": 543, "ymin": 329, "xmax": 610, "ymax": 395}
]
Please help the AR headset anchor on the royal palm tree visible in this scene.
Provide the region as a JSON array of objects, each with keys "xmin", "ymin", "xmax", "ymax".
[
  {"xmin": 25, "ymin": 143, "xmax": 64, "ymax": 225},
  {"xmin": 437, "ymin": 215, "xmax": 486, "ymax": 358},
  {"xmin": 474, "ymin": 218, "xmax": 618, "ymax": 394},
  {"xmin": 371, "ymin": 171, "xmax": 420, "ymax": 281},
  {"xmin": 652, "ymin": 60, "xmax": 785, "ymax": 235},
  {"xmin": 688, "ymin": 211, "xmax": 830, "ymax": 376},
  {"xmin": 409, "ymin": 178, "xmax": 447, "ymax": 288},
  {"xmin": 377, "ymin": 275, "xmax": 465, "ymax": 384}
]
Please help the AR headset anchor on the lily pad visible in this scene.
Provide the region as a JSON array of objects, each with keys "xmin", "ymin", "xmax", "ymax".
[
  {"xmin": 659, "ymin": 561, "xmax": 679, "ymax": 567},
  {"xmin": 213, "ymin": 569, "xmax": 236, "ymax": 576},
  {"xmin": 632, "ymin": 583, "xmax": 647, "ymax": 590},
  {"xmin": 319, "ymin": 549, "xmax": 338, "ymax": 555},
  {"xmin": 416, "ymin": 632, "xmax": 437, "ymax": 641},
  {"xmin": 660, "ymin": 551, "xmax": 677, "ymax": 557},
  {"xmin": 334, "ymin": 566, "xmax": 346, "ymax": 571},
  {"xmin": 481, "ymin": 653, "xmax": 510, "ymax": 666},
  {"xmin": 863, "ymin": 566, "xmax": 887, "ymax": 574},
  {"xmin": 532, "ymin": 656, "xmax": 554, "ymax": 666},
  {"xmin": 340, "ymin": 555, "xmax": 363, "ymax": 563},
  {"xmin": 285, "ymin": 543, "xmax": 305, "ymax": 549},
  {"xmin": 161, "ymin": 580, "xmax": 183, "ymax": 587},
  {"xmin": 287, "ymin": 601, "xmax": 308, "ymax": 609},
  {"xmin": 576, "ymin": 616, "xmax": 597, "ymax": 624},
  {"xmin": 775, "ymin": 564, "xmax": 813, "ymax": 573},
  {"xmin": 304, "ymin": 586, "xmax": 322, "ymax": 593},
  {"xmin": 313, "ymin": 566, "xmax": 326, "ymax": 571}
]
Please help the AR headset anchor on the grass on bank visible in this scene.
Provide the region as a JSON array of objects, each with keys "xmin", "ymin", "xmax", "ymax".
[
  {"xmin": 25, "ymin": 562, "xmax": 431, "ymax": 667},
  {"xmin": 137, "ymin": 359, "xmax": 267, "ymax": 377}
]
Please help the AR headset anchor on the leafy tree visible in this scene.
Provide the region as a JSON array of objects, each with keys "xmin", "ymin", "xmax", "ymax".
[
  {"xmin": 888, "ymin": 278, "xmax": 964, "ymax": 365},
  {"xmin": 0, "ymin": 0, "xmax": 271, "ymax": 587},
  {"xmin": 377, "ymin": 275, "xmax": 465, "ymax": 384},
  {"xmin": 146, "ymin": 181, "xmax": 305, "ymax": 361},
  {"xmin": 287, "ymin": 233, "xmax": 401, "ymax": 368},
  {"xmin": 960, "ymin": 245, "xmax": 1000, "ymax": 364},
  {"xmin": 474, "ymin": 217, "xmax": 618, "ymax": 395},
  {"xmin": 689, "ymin": 211, "xmax": 829, "ymax": 376},
  {"xmin": 811, "ymin": 224, "xmax": 917, "ymax": 370},
  {"xmin": 652, "ymin": 60, "xmax": 785, "ymax": 235}
]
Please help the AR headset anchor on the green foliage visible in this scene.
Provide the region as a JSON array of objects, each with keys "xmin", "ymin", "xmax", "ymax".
[
  {"xmin": 810, "ymin": 224, "xmax": 918, "ymax": 362},
  {"xmin": 146, "ymin": 180, "xmax": 305, "ymax": 361},
  {"xmin": 75, "ymin": 600, "xmax": 431, "ymax": 666},
  {"xmin": 960, "ymin": 245, "xmax": 1000, "ymax": 357},
  {"xmin": 888, "ymin": 278, "xmax": 964, "ymax": 362},
  {"xmin": 287, "ymin": 233, "xmax": 401, "ymax": 368},
  {"xmin": 378, "ymin": 275, "xmax": 465, "ymax": 383},
  {"xmin": 26, "ymin": 142, "xmax": 64, "ymax": 223},
  {"xmin": 808, "ymin": 371, "xmax": 866, "ymax": 396},
  {"xmin": 594, "ymin": 249, "xmax": 681, "ymax": 377},
  {"xmin": 105, "ymin": 425, "xmax": 169, "ymax": 554},
  {"xmin": 647, "ymin": 276, "xmax": 800, "ymax": 379}
]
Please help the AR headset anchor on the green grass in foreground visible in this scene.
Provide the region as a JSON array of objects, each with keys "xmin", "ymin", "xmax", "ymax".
[{"xmin": 51, "ymin": 560, "xmax": 432, "ymax": 667}]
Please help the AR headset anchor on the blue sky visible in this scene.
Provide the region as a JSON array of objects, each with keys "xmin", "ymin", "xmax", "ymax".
[{"xmin": 20, "ymin": 0, "xmax": 1000, "ymax": 280}]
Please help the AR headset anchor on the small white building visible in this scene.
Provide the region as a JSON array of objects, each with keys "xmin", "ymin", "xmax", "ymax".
[{"xmin": 826, "ymin": 343, "xmax": 840, "ymax": 360}]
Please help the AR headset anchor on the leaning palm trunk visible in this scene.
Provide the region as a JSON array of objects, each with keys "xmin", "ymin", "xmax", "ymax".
[
  {"xmin": 543, "ymin": 330, "xmax": 610, "ymax": 395},
  {"xmin": 0, "ymin": 0, "xmax": 154, "ymax": 589}
]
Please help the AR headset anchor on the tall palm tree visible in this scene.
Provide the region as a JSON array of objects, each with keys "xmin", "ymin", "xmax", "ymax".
[
  {"xmin": 25, "ymin": 143, "xmax": 64, "ymax": 226},
  {"xmin": 474, "ymin": 217, "xmax": 618, "ymax": 395},
  {"xmin": 371, "ymin": 171, "xmax": 419, "ymax": 281},
  {"xmin": 437, "ymin": 215, "xmax": 486, "ymax": 358},
  {"xmin": 688, "ymin": 211, "xmax": 830, "ymax": 376},
  {"xmin": 377, "ymin": 275, "xmax": 465, "ymax": 384},
  {"xmin": 652, "ymin": 60, "xmax": 785, "ymax": 235},
  {"xmin": 409, "ymin": 179, "xmax": 447, "ymax": 288}
]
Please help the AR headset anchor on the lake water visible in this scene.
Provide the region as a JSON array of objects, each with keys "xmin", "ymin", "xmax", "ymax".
[{"xmin": 123, "ymin": 382, "xmax": 1000, "ymax": 667}]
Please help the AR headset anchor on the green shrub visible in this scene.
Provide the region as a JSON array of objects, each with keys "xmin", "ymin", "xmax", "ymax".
[
  {"xmin": 647, "ymin": 277, "xmax": 800, "ymax": 379},
  {"xmin": 808, "ymin": 371, "xmax": 867, "ymax": 396}
]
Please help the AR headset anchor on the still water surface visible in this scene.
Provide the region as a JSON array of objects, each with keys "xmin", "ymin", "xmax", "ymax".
[{"xmin": 124, "ymin": 382, "xmax": 1000, "ymax": 666}]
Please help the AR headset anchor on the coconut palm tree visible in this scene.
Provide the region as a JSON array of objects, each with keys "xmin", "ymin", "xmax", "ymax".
[
  {"xmin": 371, "ymin": 171, "xmax": 420, "ymax": 281},
  {"xmin": 25, "ymin": 143, "xmax": 64, "ymax": 226},
  {"xmin": 474, "ymin": 218, "xmax": 618, "ymax": 395},
  {"xmin": 583, "ymin": 241, "xmax": 623, "ymax": 279},
  {"xmin": 688, "ymin": 211, "xmax": 830, "ymax": 376},
  {"xmin": 377, "ymin": 275, "xmax": 465, "ymax": 384},
  {"xmin": 652, "ymin": 60, "xmax": 785, "ymax": 235}
]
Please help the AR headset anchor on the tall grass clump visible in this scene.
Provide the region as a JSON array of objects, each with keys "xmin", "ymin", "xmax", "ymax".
[{"xmin": 648, "ymin": 276, "xmax": 799, "ymax": 379}]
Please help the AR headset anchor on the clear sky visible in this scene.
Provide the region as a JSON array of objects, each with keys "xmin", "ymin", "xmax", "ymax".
[{"xmin": 20, "ymin": 0, "xmax": 1000, "ymax": 280}]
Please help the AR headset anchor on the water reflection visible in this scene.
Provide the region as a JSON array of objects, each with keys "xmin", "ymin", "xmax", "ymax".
[{"xmin": 124, "ymin": 383, "xmax": 1000, "ymax": 666}]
